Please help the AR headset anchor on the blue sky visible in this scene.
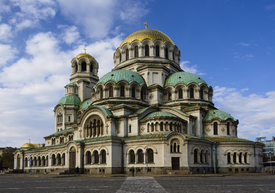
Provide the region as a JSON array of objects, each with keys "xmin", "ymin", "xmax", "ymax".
[{"xmin": 0, "ymin": 0, "xmax": 275, "ymax": 147}]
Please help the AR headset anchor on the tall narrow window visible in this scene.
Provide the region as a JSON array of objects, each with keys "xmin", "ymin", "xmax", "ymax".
[
  {"xmin": 168, "ymin": 92, "xmax": 172, "ymax": 101},
  {"xmin": 81, "ymin": 62, "xmax": 86, "ymax": 71},
  {"xmin": 75, "ymin": 64, "xmax": 78, "ymax": 72},
  {"xmin": 129, "ymin": 150, "xmax": 135, "ymax": 163},
  {"xmin": 190, "ymin": 87, "xmax": 194, "ymax": 98},
  {"xmin": 131, "ymin": 87, "xmax": 135, "ymax": 98},
  {"xmin": 126, "ymin": 49, "xmax": 129, "ymax": 60},
  {"xmin": 169, "ymin": 122, "xmax": 173, "ymax": 131},
  {"xmin": 227, "ymin": 152, "xmax": 231, "ymax": 164},
  {"xmin": 156, "ymin": 45, "xmax": 159, "ymax": 57},
  {"xmin": 173, "ymin": 143, "xmax": 177, "ymax": 153},
  {"xmin": 109, "ymin": 86, "xmax": 113, "ymax": 97},
  {"xmin": 160, "ymin": 122, "xmax": 163, "ymax": 131},
  {"xmin": 178, "ymin": 88, "xmax": 183, "ymax": 99},
  {"xmin": 101, "ymin": 150, "xmax": 106, "ymax": 164},
  {"xmin": 194, "ymin": 149, "xmax": 198, "ymax": 163},
  {"xmin": 129, "ymin": 125, "xmax": 131, "ymax": 133},
  {"xmin": 214, "ymin": 122, "xmax": 218, "ymax": 135},
  {"xmin": 100, "ymin": 88, "xmax": 103, "ymax": 99},
  {"xmin": 137, "ymin": 149, "xmax": 144, "ymax": 163},
  {"xmin": 120, "ymin": 86, "xmax": 125, "ymax": 97},
  {"xmin": 200, "ymin": 88, "xmax": 203, "ymax": 99},
  {"xmin": 148, "ymin": 149, "xmax": 154, "ymax": 163},
  {"xmin": 68, "ymin": 116, "xmax": 70, "ymax": 122},
  {"xmin": 233, "ymin": 152, "xmax": 236, "ymax": 163},
  {"xmin": 227, "ymin": 122, "xmax": 230, "ymax": 135},
  {"xmin": 90, "ymin": 65, "xmax": 93, "ymax": 72},
  {"xmin": 173, "ymin": 51, "xmax": 175, "ymax": 61},
  {"xmin": 145, "ymin": 45, "xmax": 149, "ymax": 56},
  {"xmin": 134, "ymin": 46, "xmax": 138, "ymax": 58},
  {"xmin": 244, "ymin": 153, "xmax": 247, "ymax": 163},
  {"xmin": 239, "ymin": 153, "xmax": 242, "ymax": 164},
  {"xmin": 165, "ymin": 47, "xmax": 168, "ymax": 59}
]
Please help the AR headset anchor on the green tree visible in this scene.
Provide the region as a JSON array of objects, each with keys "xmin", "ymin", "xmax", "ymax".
[{"xmin": 1, "ymin": 149, "xmax": 14, "ymax": 169}]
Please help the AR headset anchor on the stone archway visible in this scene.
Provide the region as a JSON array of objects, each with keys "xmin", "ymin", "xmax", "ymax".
[{"xmin": 69, "ymin": 147, "xmax": 76, "ymax": 174}]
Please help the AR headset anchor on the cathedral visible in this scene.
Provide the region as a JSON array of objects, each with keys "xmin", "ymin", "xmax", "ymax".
[{"xmin": 14, "ymin": 26, "xmax": 264, "ymax": 175}]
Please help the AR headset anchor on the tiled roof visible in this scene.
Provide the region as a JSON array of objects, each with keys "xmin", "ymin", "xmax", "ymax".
[
  {"xmin": 80, "ymin": 98, "xmax": 93, "ymax": 111},
  {"xmin": 44, "ymin": 128, "xmax": 74, "ymax": 138},
  {"xmin": 140, "ymin": 111, "xmax": 178, "ymax": 121},
  {"xmin": 203, "ymin": 109, "xmax": 237, "ymax": 122},
  {"xmin": 203, "ymin": 137, "xmax": 253, "ymax": 142},
  {"xmin": 57, "ymin": 95, "xmax": 81, "ymax": 106}
]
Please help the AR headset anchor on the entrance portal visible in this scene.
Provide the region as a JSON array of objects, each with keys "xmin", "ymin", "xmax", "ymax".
[
  {"xmin": 172, "ymin": 157, "xmax": 180, "ymax": 170},
  {"xmin": 69, "ymin": 147, "xmax": 76, "ymax": 174}
]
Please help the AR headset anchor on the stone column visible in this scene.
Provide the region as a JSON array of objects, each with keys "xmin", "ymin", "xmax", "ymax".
[
  {"xmin": 87, "ymin": 64, "xmax": 90, "ymax": 72},
  {"xmin": 197, "ymin": 151, "xmax": 201, "ymax": 163},
  {"xmin": 135, "ymin": 153, "xmax": 138, "ymax": 164},
  {"xmin": 92, "ymin": 154, "xmax": 95, "ymax": 164},
  {"xmin": 236, "ymin": 154, "xmax": 239, "ymax": 164},
  {"xmin": 149, "ymin": 45, "xmax": 154, "ymax": 57},
  {"xmin": 99, "ymin": 154, "xmax": 101, "ymax": 164}
]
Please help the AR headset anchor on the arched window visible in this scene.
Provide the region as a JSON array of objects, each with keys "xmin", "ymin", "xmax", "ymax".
[
  {"xmin": 200, "ymin": 88, "xmax": 203, "ymax": 99},
  {"xmin": 129, "ymin": 150, "xmax": 135, "ymax": 163},
  {"xmin": 141, "ymin": 88, "xmax": 145, "ymax": 100},
  {"xmin": 134, "ymin": 46, "xmax": 138, "ymax": 58},
  {"xmin": 160, "ymin": 122, "xmax": 163, "ymax": 131},
  {"xmin": 239, "ymin": 152, "xmax": 242, "ymax": 164},
  {"xmin": 109, "ymin": 86, "xmax": 113, "ymax": 97},
  {"xmin": 227, "ymin": 122, "xmax": 230, "ymax": 135},
  {"xmin": 169, "ymin": 122, "xmax": 173, "ymax": 131},
  {"xmin": 90, "ymin": 65, "xmax": 93, "ymax": 72},
  {"xmin": 81, "ymin": 62, "xmax": 86, "ymax": 71},
  {"xmin": 227, "ymin": 152, "xmax": 231, "ymax": 164},
  {"xmin": 244, "ymin": 153, "xmax": 247, "ymax": 163},
  {"xmin": 178, "ymin": 88, "xmax": 183, "ymax": 99},
  {"xmin": 126, "ymin": 49, "xmax": 129, "ymax": 60},
  {"xmin": 100, "ymin": 88, "xmax": 103, "ymax": 99},
  {"xmin": 190, "ymin": 87, "xmax": 194, "ymax": 98},
  {"xmin": 233, "ymin": 152, "xmax": 237, "ymax": 164},
  {"xmin": 145, "ymin": 45, "xmax": 149, "ymax": 56},
  {"xmin": 86, "ymin": 151, "xmax": 91, "ymax": 164},
  {"xmin": 120, "ymin": 86, "xmax": 125, "ymax": 97},
  {"xmin": 148, "ymin": 149, "xmax": 154, "ymax": 163},
  {"xmin": 68, "ymin": 116, "xmax": 70, "ymax": 122},
  {"xmin": 151, "ymin": 123, "xmax": 154, "ymax": 132},
  {"xmin": 173, "ymin": 142, "xmax": 177, "ymax": 153},
  {"xmin": 214, "ymin": 122, "xmax": 218, "ymax": 135},
  {"xmin": 173, "ymin": 51, "xmax": 175, "ymax": 61},
  {"xmin": 75, "ymin": 64, "xmax": 78, "ymax": 72},
  {"xmin": 131, "ymin": 87, "xmax": 135, "ymax": 98},
  {"xmin": 101, "ymin": 150, "xmax": 106, "ymax": 164},
  {"xmin": 94, "ymin": 151, "xmax": 99, "ymax": 164},
  {"xmin": 137, "ymin": 149, "xmax": 144, "ymax": 163},
  {"xmin": 194, "ymin": 149, "xmax": 198, "ymax": 163},
  {"xmin": 156, "ymin": 45, "xmax": 159, "ymax": 57},
  {"xmin": 129, "ymin": 125, "xmax": 131, "ymax": 133},
  {"xmin": 168, "ymin": 92, "xmax": 172, "ymax": 101},
  {"xmin": 52, "ymin": 155, "xmax": 55, "ymax": 166},
  {"xmin": 165, "ymin": 47, "xmax": 168, "ymax": 59}
]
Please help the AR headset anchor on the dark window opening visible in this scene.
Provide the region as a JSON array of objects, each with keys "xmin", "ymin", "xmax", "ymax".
[
  {"xmin": 126, "ymin": 49, "xmax": 129, "ymax": 60},
  {"xmin": 134, "ymin": 46, "xmax": 138, "ymax": 58},
  {"xmin": 109, "ymin": 86, "xmax": 113, "ymax": 97},
  {"xmin": 178, "ymin": 88, "xmax": 183, "ymax": 99},
  {"xmin": 165, "ymin": 48, "xmax": 168, "ymax": 59},
  {"xmin": 145, "ymin": 45, "xmax": 149, "ymax": 56},
  {"xmin": 227, "ymin": 122, "xmax": 230, "ymax": 135},
  {"xmin": 214, "ymin": 122, "xmax": 218, "ymax": 135},
  {"xmin": 131, "ymin": 87, "xmax": 135, "ymax": 98},
  {"xmin": 190, "ymin": 88, "xmax": 194, "ymax": 98},
  {"xmin": 156, "ymin": 45, "xmax": 159, "ymax": 57},
  {"xmin": 148, "ymin": 149, "xmax": 154, "ymax": 163},
  {"xmin": 81, "ymin": 62, "xmax": 86, "ymax": 71},
  {"xmin": 120, "ymin": 86, "xmax": 125, "ymax": 97}
]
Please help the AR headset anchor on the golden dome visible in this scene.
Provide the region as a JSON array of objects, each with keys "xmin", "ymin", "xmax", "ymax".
[
  {"xmin": 119, "ymin": 29, "xmax": 174, "ymax": 48},
  {"xmin": 75, "ymin": 53, "xmax": 94, "ymax": 60},
  {"xmin": 21, "ymin": 140, "xmax": 37, "ymax": 149}
]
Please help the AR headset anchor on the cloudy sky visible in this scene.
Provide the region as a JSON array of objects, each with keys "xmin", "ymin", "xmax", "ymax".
[{"xmin": 0, "ymin": 0, "xmax": 275, "ymax": 147}]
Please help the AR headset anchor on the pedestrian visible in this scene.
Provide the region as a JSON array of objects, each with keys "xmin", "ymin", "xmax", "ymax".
[
  {"xmin": 75, "ymin": 166, "xmax": 79, "ymax": 176},
  {"xmin": 132, "ymin": 166, "xmax": 134, "ymax": 177}
]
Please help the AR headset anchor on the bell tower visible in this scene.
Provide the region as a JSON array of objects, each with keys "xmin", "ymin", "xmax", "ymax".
[{"xmin": 69, "ymin": 50, "xmax": 99, "ymax": 101}]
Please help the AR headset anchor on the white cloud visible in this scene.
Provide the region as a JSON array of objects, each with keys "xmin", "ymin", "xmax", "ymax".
[
  {"xmin": 266, "ymin": 4, "xmax": 275, "ymax": 10},
  {"xmin": 0, "ymin": 43, "xmax": 17, "ymax": 67},
  {"xmin": 9, "ymin": 0, "xmax": 57, "ymax": 30},
  {"xmin": 237, "ymin": 42, "xmax": 250, "ymax": 47},
  {"xmin": 0, "ymin": 23, "xmax": 13, "ymax": 41},
  {"xmin": 58, "ymin": 25, "xmax": 80, "ymax": 45},
  {"xmin": 119, "ymin": 1, "xmax": 149, "ymax": 24},
  {"xmin": 214, "ymin": 86, "xmax": 275, "ymax": 140},
  {"xmin": 180, "ymin": 61, "xmax": 206, "ymax": 76}
]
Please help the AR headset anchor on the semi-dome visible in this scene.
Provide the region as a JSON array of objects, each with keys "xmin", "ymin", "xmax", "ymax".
[
  {"xmin": 140, "ymin": 111, "xmax": 178, "ymax": 121},
  {"xmin": 75, "ymin": 53, "xmax": 94, "ymax": 60},
  {"xmin": 203, "ymin": 109, "xmax": 238, "ymax": 122},
  {"xmin": 165, "ymin": 72, "xmax": 209, "ymax": 87},
  {"xmin": 95, "ymin": 70, "xmax": 146, "ymax": 87},
  {"xmin": 21, "ymin": 142, "xmax": 37, "ymax": 149},
  {"xmin": 57, "ymin": 95, "xmax": 81, "ymax": 106},
  {"xmin": 119, "ymin": 29, "xmax": 174, "ymax": 48}
]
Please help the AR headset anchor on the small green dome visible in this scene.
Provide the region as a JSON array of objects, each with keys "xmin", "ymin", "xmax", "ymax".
[
  {"xmin": 203, "ymin": 110, "xmax": 237, "ymax": 122},
  {"xmin": 140, "ymin": 111, "xmax": 178, "ymax": 121},
  {"xmin": 80, "ymin": 98, "xmax": 93, "ymax": 110},
  {"xmin": 165, "ymin": 72, "xmax": 208, "ymax": 87},
  {"xmin": 95, "ymin": 70, "xmax": 146, "ymax": 87},
  {"xmin": 58, "ymin": 95, "xmax": 81, "ymax": 106},
  {"xmin": 66, "ymin": 83, "xmax": 77, "ymax": 87}
]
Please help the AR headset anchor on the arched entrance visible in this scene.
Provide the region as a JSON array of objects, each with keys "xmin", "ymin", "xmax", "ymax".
[{"xmin": 69, "ymin": 147, "xmax": 76, "ymax": 174}]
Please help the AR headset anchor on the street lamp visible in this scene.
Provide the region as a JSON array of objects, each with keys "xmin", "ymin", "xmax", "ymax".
[
  {"xmin": 146, "ymin": 147, "xmax": 148, "ymax": 175},
  {"xmin": 213, "ymin": 148, "xmax": 216, "ymax": 174}
]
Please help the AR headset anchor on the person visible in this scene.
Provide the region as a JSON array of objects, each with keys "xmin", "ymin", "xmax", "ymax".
[
  {"xmin": 132, "ymin": 166, "xmax": 134, "ymax": 177},
  {"xmin": 75, "ymin": 166, "xmax": 79, "ymax": 176}
]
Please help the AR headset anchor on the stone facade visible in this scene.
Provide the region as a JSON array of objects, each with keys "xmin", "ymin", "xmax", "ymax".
[{"xmin": 14, "ymin": 28, "xmax": 264, "ymax": 175}]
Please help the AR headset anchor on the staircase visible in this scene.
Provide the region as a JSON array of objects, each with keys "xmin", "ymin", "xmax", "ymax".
[{"xmin": 167, "ymin": 170, "xmax": 192, "ymax": 175}]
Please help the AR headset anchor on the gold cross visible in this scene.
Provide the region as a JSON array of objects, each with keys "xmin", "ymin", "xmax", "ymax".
[
  {"xmin": 144, "ymin": 21, "xmax": 148, "ymax": 29},
  {"xmin": 84, "ymin": 48, "xmax": 86, "ymax": 53}
]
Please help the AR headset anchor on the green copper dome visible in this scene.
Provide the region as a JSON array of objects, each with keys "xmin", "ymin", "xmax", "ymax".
[
  {"xmin": 95, "ymin": 70, "xmax": 146, "ymax": 87},
  {"xmin": 140, "ymin": 111, "xmax": 178, "ymax": 121},
  {"xmin": 165, "ymin": 72, "xmax": 208, "ymax": 87},
  {"xmin": 203, "ymin": 110, "xmax": 237, "ymax": 122},
  {"xmin": 57, "ymin": 95, "xmax": 81, "ymax": 106},
  {"xmin": 66, "ymin": 83, "xmax": 77, "ymax": 87}
]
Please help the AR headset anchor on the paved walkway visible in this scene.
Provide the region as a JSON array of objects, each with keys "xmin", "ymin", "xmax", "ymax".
[{"xmin": 116, "ymin": 177, "xmax": 167, "ymax": 193}]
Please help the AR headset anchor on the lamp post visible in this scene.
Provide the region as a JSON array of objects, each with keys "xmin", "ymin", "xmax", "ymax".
[
  {"xmin": 213, "ymin": 148, "xmax": 216, "ymax": 174},
  {"xmin": 146, "ymin": 147, "xmax": 148, "ymax": 175},
  {"xmin": 68, "ymin": 150, "xmax": 70, "ymax": 175}
]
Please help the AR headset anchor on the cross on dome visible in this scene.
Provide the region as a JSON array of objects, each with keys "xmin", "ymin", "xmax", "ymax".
[
  {"xmin": 84, "ymin": 48, "xmax": 86, "ymax": 53},
  {"xmin": 144, "ymin": 21, "xmax": 148, "ymax": 29}
]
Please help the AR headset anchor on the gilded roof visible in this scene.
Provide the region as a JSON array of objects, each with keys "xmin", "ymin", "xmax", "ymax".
[
  {"xmin": 21, "ymin": 142, "xmax": 37, "ymax": 149},
  {"xmin": 119, "ymin": 29, "xmax": 174, "ymax": 48},
  {"xmin": 58, "ymin": 95, "xmax": 81, "ymax": 106},
  {"xmin": 75, "ymin": 53, "xmax": 94, "ymax": 60},
  {"xmin": 203, "ymin": 109, "xmax": 237, "ymax": 122},
  {"xmin": 140, "ymin": 111, "xmax": 178, "ymax": 121},
  {"xmin": 95, "ymin": 70, "xmax": 146, "ymax": 87},
  {"xmin": 165, "ymin": 72, "xmax": 209, "ymax": 87}
]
